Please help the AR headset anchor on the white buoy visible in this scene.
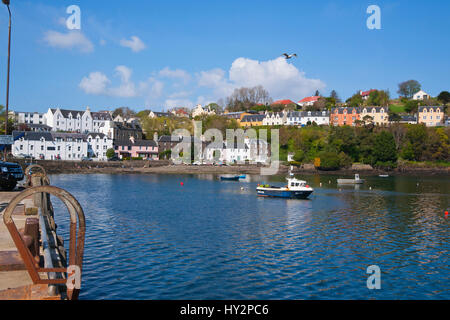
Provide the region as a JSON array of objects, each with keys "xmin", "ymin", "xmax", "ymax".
[{"xmin": 320, "ymin": 183, "xmax": 322, "ymax": 187}]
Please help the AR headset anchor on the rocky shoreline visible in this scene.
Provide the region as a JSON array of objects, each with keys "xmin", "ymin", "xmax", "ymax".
[{"xmin": 15, "ymin": 159, "xmax": 450, "ymax": 176}]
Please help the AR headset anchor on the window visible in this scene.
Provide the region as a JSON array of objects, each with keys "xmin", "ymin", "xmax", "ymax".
[
  {"xmin": 30, "ymin": 145, "xmax": 33, "ymax": 150},
  {"xmin": 20, "ymin": 145, "xmax": 23, "ymax": 150},
  {"xmin": 41, "ymin": 146, "xmax": 44, "ymax": 151}
]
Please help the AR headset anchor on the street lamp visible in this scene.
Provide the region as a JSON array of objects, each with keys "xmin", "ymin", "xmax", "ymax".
[
  {"xmin": 3, "ymin": 0, "xmax": 11, "ymax": 135},
  {"xmin": 2, "ymin": 0, "xmax": 10, "ymax": 161}
]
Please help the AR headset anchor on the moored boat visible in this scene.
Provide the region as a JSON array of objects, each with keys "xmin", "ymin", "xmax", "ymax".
[
  {"xmin": 220, "ymin": 175, "xmax": 240, "ymax": 181},
  {"xmin": 256, "ymin": 177, "xmax": 313, "ymax": 199},
  {"xmin": 337, "ymin": 174, "xmax": 365, "ymax": 185}
]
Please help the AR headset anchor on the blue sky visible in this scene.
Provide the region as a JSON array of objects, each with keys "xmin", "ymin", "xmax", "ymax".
[{"xmin": 0, "ymin": 0, "xmax": 449, "ymax": 113}]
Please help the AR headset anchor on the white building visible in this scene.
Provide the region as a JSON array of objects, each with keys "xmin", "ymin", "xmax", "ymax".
[
  {"xmin": 413, "ymin": 90, "xmax": 431, "ymax": 100},
  {"xmin": 286, "ymin": 111, "xmax": 302, "ymax": 126},
  {"xmin": 45, "ymin": 107, "xmax": 112, "ymax": 133},
  {"xmin": 87, "ymin": 133, "xmax": 113, "ymax": 161},
  {"xmin": 12, "ymin": 131, "xmax": 113, "ymax": 161},
  {"xmin": 299, "ymin": 110, "xmax": 330, "ymax": 126},
  {"xmin": 12, "ymin": 111, "xmax": 46, "ymax": 125},
  {"xmin": 263, "ymin": 111, "xmax": 286, "ymax": 126},
  {"xmin": 192, "ymin": 104, "xmax": 216, "ymax": 118},
  {"xmin": 203, "ymin": 138, "xmax": 269, "ymax": 164}
]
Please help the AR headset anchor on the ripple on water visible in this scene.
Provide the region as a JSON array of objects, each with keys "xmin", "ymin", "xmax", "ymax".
[{"xmin": 49, "ymin": 174, "xmax": 450, "ymax": 300}]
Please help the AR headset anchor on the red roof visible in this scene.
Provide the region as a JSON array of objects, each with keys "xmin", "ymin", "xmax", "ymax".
[
  {"xmin": 298, "ymin": 96, "xmax": 320, "ymax": 103},
  {"xmin": 360, "ymin": 89, "xmax": 377, "ymax": 97},
  {"xmin": 273, "ymin": 99, "xmax": 295, "ymax": 105}
]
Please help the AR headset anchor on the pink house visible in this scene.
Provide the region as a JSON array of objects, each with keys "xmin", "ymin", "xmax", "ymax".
[{"xmin": 114, "ymin": 139, "xmax": 159, "ymax": 160}]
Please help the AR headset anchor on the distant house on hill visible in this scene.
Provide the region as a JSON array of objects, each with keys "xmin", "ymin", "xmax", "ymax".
[
  {"xmin": 192, "ymin": 104, "xmax": 216, "ymax": 118},
  {"xmin": 272, "ymin": 99, "xmax": 296, "ymax": 106},
  {"xmin": 149, "ymin": 111, "xmax": 171, "ymax": 118},
  {"xmin": 360, "ymin": 89, "xmax": 377, "ymax": 101},
  {"xmin": 297, "ymin": 96, "xmax": 320, "ymax": 107},
  {"xmin": 413, "ymin": 90, "xmax": 431, "ymax": 101}
]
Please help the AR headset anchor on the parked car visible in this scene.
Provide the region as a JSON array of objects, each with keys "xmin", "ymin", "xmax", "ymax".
[
  {"xmin": 0, "ymin": 161, "xmax": 24, "ymax": 191},
  {"xmin": 81, "ymin": 157, "xmax": 93, "ymax": 161},
  {"xmin": 107, "ymin": 155, "xmax": 121, "ymax": 161}
]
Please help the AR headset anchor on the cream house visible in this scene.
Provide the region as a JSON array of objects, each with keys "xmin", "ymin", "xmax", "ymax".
[
  {"xmin": 361, "ymin": 107, "xmax": 389, "ymax": 125},
  {"xmin": 418, "ymin": 106, "xmax": 444, "ymax": 127}
]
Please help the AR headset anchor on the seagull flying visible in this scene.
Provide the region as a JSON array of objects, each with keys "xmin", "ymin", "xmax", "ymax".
[{"xmin": 281, "ymin": 53, "xmax": 297, "ymax": 60}]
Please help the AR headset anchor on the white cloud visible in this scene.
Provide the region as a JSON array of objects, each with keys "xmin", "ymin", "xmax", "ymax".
[
  {"xmin": 120, "ymin": 36, "xmax": 146, "ymax": 52},
  {"xmin": 159, "ymin": 67, "xmax": 191, "ymax": 84},
  {"xmin": 198, "ymin": 57, "xmax": 325, "ymax": 101},
  {"xmin": 108, "ymin": 66, "xmax": 137, "ymax": 98},
  {"xmin": 79, "ymin": 72, "xmax": 110, "ymax": 94},
  {"xmin": 43, "ymin": 30, "xmax": 94, "ymax": 53}
]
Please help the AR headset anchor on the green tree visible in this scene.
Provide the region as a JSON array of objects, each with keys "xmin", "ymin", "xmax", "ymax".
[
  {"xmin": 346, "ymin": 91, "xmax": 364, "ymax": 107},
  {"xmin": 404, "ymin": 100, "xmax": 419, "ymax": 114},
  {"xmin": 437, "ymin": 91, "xmax": 450, "ymax": 105},
  {"xmin": 106, "ymin": 148, "xmax": 116, "ymax": 159},
  {"xmin": 372, "ymin": 131, "xmax": 398, "ymax": 167},
  {"xmin": 397, "ymin": 80, "xmax": 421, "ymax": 99},
  {"xmin": 366, "ymin": 90, "xmax": 390, "ymax": 106}
]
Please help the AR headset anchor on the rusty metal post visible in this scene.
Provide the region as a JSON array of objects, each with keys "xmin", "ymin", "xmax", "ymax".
[
  {"xmin": 3, "ymin": 186, "xmax": 86, "ymax": 300},
  {"xmin": 24, "ymin": 218, "xmax": 39, "ymax": 260}
]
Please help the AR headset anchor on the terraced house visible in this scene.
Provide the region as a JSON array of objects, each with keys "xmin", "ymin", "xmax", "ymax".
[
  {"xmin": 418, "ymin": 106, "xmax": 444, "ymax": 127},
  {"xmin": 240, "ymin": 114, "xmax": 265, "ymax": 127},
  {"xmin": 299, "ymin": 110, "xmax": 330, "ymax": 126},
  {"xmin": 263, "ymin": 111, "xmax": 286, "ymax": 126},
  {"xmin": 12, "ymin": 131, "xmax": 89, "ymax": 160},
  {"xmin": 330, "ymin": 107, "xmax": 360, "ymax": 126},
  {"xmin": 360, "ymin": 107, "xmax": 389, "ymax": 125},
  {"xmin": 45, "ymin": 107, "xmax": 113, "ymax": 133}
]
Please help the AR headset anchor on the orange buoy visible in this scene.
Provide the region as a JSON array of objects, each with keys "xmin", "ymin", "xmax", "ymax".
[{"xmin": 445, "ymin": 211, "xmax": 449, "ymax": 218}]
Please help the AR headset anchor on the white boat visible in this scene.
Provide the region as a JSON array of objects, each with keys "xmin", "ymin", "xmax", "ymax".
[
  {"xmin": 337, "ymin": 174, "xmax": 365, "ymax": 185},
  {"xmin": 256, "ymin": 177, "xmax": 314, "ymax": 199},
  {"xmin": 379, "ymin": 174, "xmax": 389, "ymax": 178}
]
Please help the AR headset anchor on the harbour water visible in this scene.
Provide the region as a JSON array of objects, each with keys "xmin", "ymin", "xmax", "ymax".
[{"xmin": 49, "ymin": 174, "xmax": 449, "ymax": 299}]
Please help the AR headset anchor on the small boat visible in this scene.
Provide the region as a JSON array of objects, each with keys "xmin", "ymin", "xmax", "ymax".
[
  {"xmin": 379, "ymin": 174, "xmax": 389, "ymax": 178},
  {"xmin": 256, "ymin": 177, "xmax": 313, "ymax": 199},
  {"xmin": 337, "ymin": 174, "xmax": 365, "ymax": 185},
  {"xmin": 220, "ymin": 176, "xmax": 240, "ymax": 181},
  {"xmin": 238, "ymin": 175, "xmax": 246, "ymax": 179}
]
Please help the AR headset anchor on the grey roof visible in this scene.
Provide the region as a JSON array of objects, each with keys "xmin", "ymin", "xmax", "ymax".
[
  {"xmin": 400, "ymin": 115, "xmax": 417, "ymax": 121},
  {"xmin": 241, "ymin": 114, "xmax": 265, "ymax": 122},
  {"xmin": 152, "ymin": 111, "xmax": 171, "ymax": 117},
  {"xmin": 87, "ymin": 132, "xmax": 107, "ymax": 139},
  {"xmin": 51, "ymin": 108, "xmax": 84, "ymax": 118},
  {"xmin": 418, "ymin": 106, "xmax": 443, "ymax": 112},
  {"xmin": 51, "ymin": 132, "xmax": 87, "ymax": 141},
  {"xmin": 28, "ymin": 124, "xmax": 52, "ymax": 130},
  {"xmin": 158, "ymin": 135, "xmax": 183, "ymax": 143},
  {"xmin": 91, "ymin": 112, "xmax": 112, "ymax": 121},
  {"xmin": 331, "ymin": 107, "xmax": 360, "ymax": 114},
  {"xmin": 300, "ymin": 110, "xmax": 330, "ymax": 117},
  {"xmin": 361, "ymin": 107, "xmax": 388, "ymax": 112},
  {"xmin": 13, "ymin": 131, "xmax": 53, "ymax": 141}
]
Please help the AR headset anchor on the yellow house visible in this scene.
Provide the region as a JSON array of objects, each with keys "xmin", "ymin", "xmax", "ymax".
[
  {"xmin": 240, "ymin": 114, "xmax": 265, "ymax": 127},
  {"xmin": 361, "ymin": 107, "xmax": 389, "ymax": 125},
  {"xmin": 223, "ymin": 111, "xmax": 253, "ymax": 125},
  {"xmin": 418, "ymin": 106, "xmax": 444, "ymax": 127}
]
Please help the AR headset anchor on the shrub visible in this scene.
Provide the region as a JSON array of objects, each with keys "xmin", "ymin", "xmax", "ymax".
[{"xmin": 317, "ymin": 151, "xmax": 341, "ymax": 170}]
